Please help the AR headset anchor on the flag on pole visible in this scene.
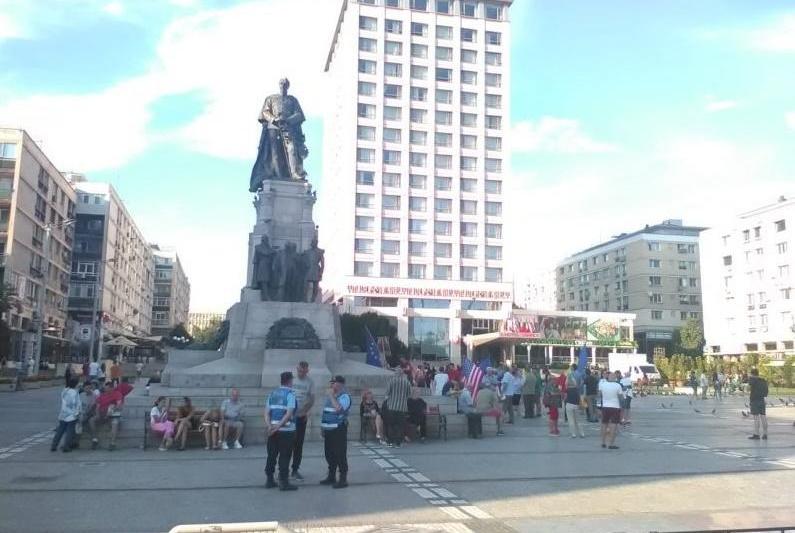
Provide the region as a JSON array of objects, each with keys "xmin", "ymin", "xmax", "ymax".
[
  {"xmin": 364, "ymin": 326, "xmax": 383, "ymax": 368},
  {"xmin": 577, "ymin": 345, "xmax": 589, "ymax": 377},
  {"xmin": 463, "ymin": 356, "xmax": 484, "ymax": 401}
]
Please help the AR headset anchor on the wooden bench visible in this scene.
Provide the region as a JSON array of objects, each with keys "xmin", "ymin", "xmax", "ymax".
[
  {"xmin": 362, "ymin": 405, "xmax": 447, "ymax": 443},
  {"xmin": 143, "ymin": 409, "xmax": 206, "ymax": 450}
]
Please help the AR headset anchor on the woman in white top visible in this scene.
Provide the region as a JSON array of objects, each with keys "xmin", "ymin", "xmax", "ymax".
[
  {"xmin": 433, "ymin": 370, "xmax": 449, "ymax": 396},
  {"xmin": 150, "ymin": 397, "xmax": 175, "ymax": 451}
]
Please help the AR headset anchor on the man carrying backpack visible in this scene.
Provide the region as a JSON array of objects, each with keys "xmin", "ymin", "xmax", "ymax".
[{"xmin": 747, "ymin": 368, "xmax": 768, "ymax": 441}]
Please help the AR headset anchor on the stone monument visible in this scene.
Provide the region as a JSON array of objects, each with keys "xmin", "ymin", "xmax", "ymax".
[{"xmin": 163, "ymin": 79, "xmax": 391, "ymax": 391}]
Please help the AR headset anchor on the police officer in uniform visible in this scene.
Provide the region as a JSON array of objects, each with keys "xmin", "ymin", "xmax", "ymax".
[
  {"xmin": 319, "ymin": 375, "xmax": 351, "ymax": 489},
  {"xmin": 265, "ymin": 371, "xmax": 298, "ymax": 491}
]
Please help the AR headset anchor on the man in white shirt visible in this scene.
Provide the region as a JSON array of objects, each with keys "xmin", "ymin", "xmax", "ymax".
[
  {"xmin": 598, "ymin": 373, "xmax": 624, "ymax": 450},
  {"xmin": 432, "ymin": 369, "xmax": 449, "ymax": 396},
  {"xmin": 88, "ymin": 360, "xmax": 100, "ymax": 381}
]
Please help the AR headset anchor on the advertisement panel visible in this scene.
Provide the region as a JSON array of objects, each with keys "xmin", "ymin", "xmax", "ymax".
[{"xmin": 503, "ymin": 314, "xmax": 588, "ymax": 341}]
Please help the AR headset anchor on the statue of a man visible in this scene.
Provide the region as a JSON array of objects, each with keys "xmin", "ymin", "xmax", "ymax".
[
  {"xmin": 249, "ymin": 78, "xmax": 308, "ymax": 192},
  {"xmin": 251, "ymin": 235, "xmax": 275, "ymax": 301},
  {"xmin": 273, "ymin": 242, "xmax": 298, "ymax": 302},
  {"xmin": 302, "ymin": 237, "xmax": 325, "ymax": 303}
]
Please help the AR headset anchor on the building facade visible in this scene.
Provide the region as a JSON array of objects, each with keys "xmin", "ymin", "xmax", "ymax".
[
  {"xmin": 0, "ymin": 129, "xmax": 76, "ymax": 366},
  {"xmin": 150, "ymin": 245, "xmax": 190, "ymax": 337},
  {"xmin": 556, "ymin": 220, "xmax": 704, "ymax": 357},
  {"xmin": 323, "ymin": 0, "xmax": 514, "ymax": 362},
  {"xmin": 188, "ymin": 312, "xmax": 225, "ymax": 336},
  {"xmin": 66, "ymin": 179, "xmax": 154, "ymax": 357},
  {"xmin": 701, "ymin": 196, "xmax": 794, "ymax": 360}
]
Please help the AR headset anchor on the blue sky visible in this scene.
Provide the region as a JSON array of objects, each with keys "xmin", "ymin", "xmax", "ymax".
[{"xmin": 1, "ymin": 0, "xmax": 793, "ymax": 311}]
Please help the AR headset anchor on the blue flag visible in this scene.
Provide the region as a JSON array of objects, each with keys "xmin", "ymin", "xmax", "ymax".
[
  {"xmin": 462, "ymin": 356, "xmax": 474, "ymax": 378},
  {"xmin": 478, "ymin": 356, "xmax": 493, "ymax": 372},
  {"xmin": 364, "ymin": 326, "xmax": 382, "ymax": 368},
  {"xmin": 577, "ymin": 345, "xmax": 589, "ymax": 376}
]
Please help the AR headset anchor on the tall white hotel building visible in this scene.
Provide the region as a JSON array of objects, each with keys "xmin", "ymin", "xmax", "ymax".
[{"xmin": 323, "ymin": 0, "xmax": 514, "ymax": 363}]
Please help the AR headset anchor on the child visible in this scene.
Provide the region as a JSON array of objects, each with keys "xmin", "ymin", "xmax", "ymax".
[
  {"xmin": 200, "ymin": 407, "xmax": 221, "ymax": 450},
  {"xmin": 545, "ymin": 381, "xmax": 562, "ymax": 436}
]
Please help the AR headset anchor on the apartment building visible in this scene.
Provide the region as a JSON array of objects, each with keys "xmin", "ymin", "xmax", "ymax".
[
  {"xmin": 150, "ymin": 245, "xmax": 190, "ymax": 337},
  {"xmin": 556, "ymin": 220, "xmax": 704, "ymax": 356},
  {"xmin": 0, "ymin": 129, "xmax": 76, "ymax": 366},
  {"xmin": 66, "ymin": 178, "xmax": 154, "ymax": 357},
  {"xmin": 701, "ymin": 196, "xmax": 795, "ymax": 360},
  {"xmin": 323, "ymin": 0, "xmax": 513, "ymax": 363},
  {"xmin": 188, "ymin": 312, "xmax": 226, "ymax": 336}
]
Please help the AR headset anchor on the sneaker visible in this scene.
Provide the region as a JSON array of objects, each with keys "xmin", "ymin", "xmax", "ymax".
[
  {"xmin": 579, "ymin": 434, "xmax": 586, "ymax": 438},
  {"xmin": 549, "ymin": 432, "xmax": 559, "ymax": 437},
  {"xmin": 222, "ymin": 442, "xmax": 229, "ymax": 450},
  {"xmin": 292, "ymin": 471, "xmax": 304, "ymax": 481},
  {"xmin": 387, "ymin": 443, "xmax": 394, "ymax": 448},
  {"xmin": 233, "ymin": 440, "xmax": 243, "ymax": 449},
  {"xmin": 91, "ymin": 439, "xmax": 99, "ymax": 450},
  {"xmin": 496, "ymin": 431, "xmax": 505, "ymax": 436},
  {"xmin": 570, "ymin": 435, "xmax": 577, "ymax": 439},
  {"xmin": 761, "ymin": 434, "xmax": 768, "ymax": 440},
  {"xmin": 204, "ymin": 446, "xmax": 210, "ymax": 450},
  {"xmin": 748, "ymin": 434, "xmax": 761, "ymax": 440},
  {"xmin": 158, "ymin": 446, "xmax": 167, "ymax": 452}
]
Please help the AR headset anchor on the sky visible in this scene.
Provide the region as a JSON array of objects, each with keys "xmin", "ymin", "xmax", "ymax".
[{"xmin": 1, "ymin": 0, "xmax": 793, "ymax": 312}]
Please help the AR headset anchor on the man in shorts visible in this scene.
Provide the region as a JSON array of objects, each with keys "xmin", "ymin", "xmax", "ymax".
[
  {"xmin": 747, "ymin": 368, "xmax": 768, "ymax": 440},
  {"xmin": 599, "ymin": 372, "xmax": 624, "ymax": 450},
  {"xmin": 220, "ymin": 388, "xmax": 245, "ymax": 449}
]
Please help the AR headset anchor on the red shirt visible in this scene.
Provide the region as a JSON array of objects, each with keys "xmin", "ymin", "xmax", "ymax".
[
  {"xmin": 96, "ymin": 390, "xmax": 123, "ymax": 416},
  {"xmin": 116, "ymin": 382, "xmax": 133, "ymax": 397}
]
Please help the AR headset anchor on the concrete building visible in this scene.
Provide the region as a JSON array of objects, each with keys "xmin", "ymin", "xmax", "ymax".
[
  {"xmin": 66, "ymin": 178, "xmax": 154, "ymax": 357},
  {"xmin": 0, "ymin": 129, "xmax": 76, "ymax": 366},
  {"xmin": 188, "ymin": 312, "xmax": 225, "ymax": 336},
  {"xmin": 150, "ymin": 245, "xmax": 190, "ymax": 337},
  {"xmin": 323, "ymin": 0, "xmax": 514, "ymax": 363},
  {"xmin": 701, "ymin": 196, "xmax": 795, "ymax": 360},
  {"xmin": 556, "ymin": 220, "xmax": 704, "ymax": 357}
]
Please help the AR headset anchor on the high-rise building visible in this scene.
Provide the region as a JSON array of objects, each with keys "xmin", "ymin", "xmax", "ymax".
[
  {"xmin": 322, "ymin": 0, "xmax": 514, "ymax": 363},
  {"xmin": 150, "ymin": 245, "xmax": 190, "ymax": 337},
  {"xmin": 701, "ymin": 196, "xmax": 794, "ymax": 360},
  {"xmin": 555, "ymin": 220, "xmax": 704, "ymax": 357},
  {"xmin": 188, "ymin": 312, "xmax": 226, "ymax": 336},
  {"xmin": 0, "ymin": 129, "xmax": 76, "ymax": 366},
  {"xmin": 66, "ymin": 179, "xmax": 154, "ymax": 356}
]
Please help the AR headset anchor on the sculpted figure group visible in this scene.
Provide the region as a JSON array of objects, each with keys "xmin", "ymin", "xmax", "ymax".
[{"xmin": 251, "ymin": 236, "xmax": 324, "ymax": 303}]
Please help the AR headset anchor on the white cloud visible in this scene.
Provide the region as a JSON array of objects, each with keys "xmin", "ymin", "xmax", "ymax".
[
  {"xmin": 0, "ymin": 12, "xmax": 24, "ymax": 39},
  {"xmin": 102, "ymin": 1, "xmax": 125, "ymax": 16},
  {"xmin": 748, "ymin": 14, "xmax": 795, "ymax": 52},
  {"xmin": 512, "ymin": 118, "xmax": 617, "ymax": 154},
  {"xmin": 786, "ymin": 112, "xmax": 795, "ymax": 130},
  {"xmin": 705, "ymin": 99, "xmax": 738, "ymax": 112}
]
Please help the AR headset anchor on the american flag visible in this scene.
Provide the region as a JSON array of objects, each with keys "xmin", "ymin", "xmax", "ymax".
[{"xmin": 463, "ymin": 356, "xmax": 484, "ymax": 401}]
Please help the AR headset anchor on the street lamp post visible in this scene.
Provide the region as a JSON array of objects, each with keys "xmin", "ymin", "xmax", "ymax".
[{"xmin": 87, "ymin": 257, "xmax": 115, "ymax": 363}]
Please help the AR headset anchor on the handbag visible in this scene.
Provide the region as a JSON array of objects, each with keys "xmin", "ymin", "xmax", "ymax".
[{"xmin": 579, "ymin": 397, "xmax": 588, "ymax": 410}]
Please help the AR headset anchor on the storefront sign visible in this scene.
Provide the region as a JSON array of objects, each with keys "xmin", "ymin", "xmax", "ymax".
[
  {"xmin": 346, "ymin": 282, "xmax": 512, "ymax": 301},
  {"xmin": 503, "ymin": 314, "xmax": 588, "ymax": 341}
]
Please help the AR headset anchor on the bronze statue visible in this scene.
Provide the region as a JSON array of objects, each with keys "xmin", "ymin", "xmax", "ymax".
[
  {"xmin": 249, "ymin": 78, "xmax": 308, "ymax": 192},
  {"xmin": 251, "ymin": 235, "xmax": 275, "ymax": 301},
  {"xmin": 302, "ymin": 237, "xmax": 325, "ymax": 303},
  {"xmin": 273, "ymin": 242, "xmax": 299, "ymax": 302}
]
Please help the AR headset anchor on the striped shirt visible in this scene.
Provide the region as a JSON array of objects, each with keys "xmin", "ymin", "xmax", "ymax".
[{"xmin": 385, "ymin": 374, "xmax": 412, "ymax": 413}]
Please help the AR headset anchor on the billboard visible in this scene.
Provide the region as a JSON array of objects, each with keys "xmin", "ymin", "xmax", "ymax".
[{"xmin": 503, "ymin": 314, "xmax": 588, "ymax": 341}]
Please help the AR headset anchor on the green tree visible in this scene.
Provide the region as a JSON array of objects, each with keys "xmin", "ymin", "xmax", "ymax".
[
  {"xmin": 0, "ymin": 283, "xmax": 15, "ymax": 324},
  {"xmin": 675, "ymin": 319, "xmax": 705, "ymax": 356},
  {"xmin": 192, "ymin": 318, "xmax": 222, "ymax": 345},
  {"xmin": 166, "ymin": 323, "xmax": 193, "ymax": 349}
]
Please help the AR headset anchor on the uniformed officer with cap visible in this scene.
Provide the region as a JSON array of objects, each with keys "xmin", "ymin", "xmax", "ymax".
[
  {"xmin": 319, "ymin": 375, "xmax": 351, "ymax": 489},
  {"xmin": 265, "ymin": 371, "xmax": 298, "ymax": 491}
]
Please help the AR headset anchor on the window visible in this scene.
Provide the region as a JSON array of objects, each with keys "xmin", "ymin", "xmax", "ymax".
[
  {"xmin": 649, "ymin": 293, "xmax": 662, "ymax": 304},
  {"xmin": 384, "ymin": 41, "xmax": 403, "ymax": 56},
  {"xmin": 486, "ymin": 137, "xmax": 502, "ymax": 151},
  {"xmin": 435, "ymin": 198, "xmax": 452, "ymax": 213},
  {"xmin": 409, "ymin": 241, "xmax": 427, "ymax": 256},
  {"xmin": 410, "ymin": 130, "xmax": 427, "ymax": 145},
  {"xmin": 461, "ymin": 178, "xmax": 477, "ymax": 192},
  {"xmin": 461, "ymin": 134, "xmax": 477, "ymax": 149},
  {"xmin": 435, "ymin": 132, "xmax": 452, "ymax": 147},
  {"xmin": 485, "ymin": 268, "xmax": 502, "ymax": 282},
  {"xmin": 649, "ymin": 259, "xmax": 661, "ymax": 268},
  {"xmin": 486, "ymin": 94, "xmax": 502, "ymax": 109},
  {"xmin": 436, "ymin": 68, "xmax": 452, "ymax": 82},
  {"xmin": 385, "ymin": 19, "xmax": 402, "ymax": 34},
  {"xmin": 754, "ymin": 226, "xmax": 761, "ymax": 239},
  {"xmin": 485, "ymin": 2, "xmax": 503, "ymax": 20},
  {"xmin": 461, "ymin": 156, "xmax": 477, "ymax": 171},
  {"xmin": 485, "ymin": 31, "xmax": 502, "ymax": 45},
  {"xmin": 436, "ymin": 0, "xmax": 451, "ymax": 13},
  {"xmin": 383, "ymin": 150, "xmax": 401, "ymax": 165},
  {"xmin": 358, "ymin": 81, "xmax": 376, "ymax": 96},
  {"xmin": 435, "ymin": 176, "xmax": 452, "ymax": 191},
  {"xmin": 382, "ymin": 217, "xmax": 400, "ymax": 232},
  {"xmin": 356, "ymin": 193, "xmax": 374, "ymax": 208},
  {"xmin": 485, "ymin": 201, "xmax": 502, "ymax": 216},
  {"xmin": 384, "ymin": 106, "xmax": 402, "ymax": 121},
  {"xmin": 485, "ymin": 245, "xmax": 502, "ymax": 260},
  {"xmin": 357, "ymin": 125, "xmax": 376, "ymax": 141},
  {"xmin": 411, "ymin": 44, "xmax": 428, "ymax": 59},
  {"xmin": 409, "ymin": 174, "xmax": 427, "ymax": 189},
  {"xmin": 381, "ymin": 263, "xmax": 400, "ymax": 278},
  {"xmin": 382, "ymin": 240, "xmax": 400, "ymax": 255},
  {"xmin": 353, "ymin": 261, "xmax": 373, "ymax": 277},
  {"xmin": 486, "ymin": 72, "xmax": 502, "ymax": 87},
  {"xmin": 435, "ymin": 242, "xmax": 452, "ymax": 257},
  {"xmin": 411, "ymin": 22, "xmax": 428, "ymax": 36},
  {"xmin": 384, "ymin": 62, "xmax": 402, "ymax": 77},
  {"xmin": 461, "ymin": 1, "xmax": 477, "ymax": 17},
  {"xmin": 435, "ymin": 110, "xmax": 452, "ymax": 125},
  {"xmin": 356, "ymin": 170, "xmax": 375, "ymax": 185},
  {"xmin": 776, "ymin": 219, "xmax": 786, "ymax": 232},
  {"xmin": 408, "ymin": 264, "xmax": 426, "ymax": 279},
  {"xmin": 677, "ymin": 243, "xmax": 697, "ymax": 254},
  {"xmin": 410, "ymin": 108, "xmax": 427, "ymax": 124},
  {"xmin": 436, "ymin": 46, "xmax": 453, "ymax": 61},
  {"xmin": 382, "ymin": 172, "xmax": 401, "ymax": 187},
  {"xmin": 409, "ymin": 196, "xmax": 427, "ymax": 211},
  {"xmin": 435, "ymin": 154, "xmax": 452, "ymax": 169},
  {"xmin": 648, "ymin": 242, "xmax": 662, "ymax": 252},
  {"xmin": 782, "ymin": 288, "xmax": 792, "ymax": 300},
  {"xmin": 485, "ymin": 158, "xmax": 502, "ymax": 172},
  {"xmin": 651, "ymin": 310, "xmax": 663, "ymax": 320},
  {"xmin": 780, "ymin": 264, "xmax": 790, "ymax": 277},
  {"xmin": 383, "ymin": 128, "xmax": 402, "ymax": 143},
  {"xmin": 486, "ymin": 115, "xmax": 502, "ymax": 129},
  {"xmin": 411, "ymin": 65, "xmax": 428, "ymax": 80},
  {"xmin": 410, "ymin": 0, "xmax": 428, "ymax": 11},
  {"xmin": 461, "ymin": 222, "xmax": 478, "ymax": 237},
  {"xmin": 460, "ymin": 200, "xmax": 477, "ymax": 215},
  {"xmin": 460, "ymin": 266, "xmax": 478, "ymax": 281},
  {"xmin": 434, "ymin": 265, "xmax": 452, "ymax": 280},
  {"xmin": 485, "ymin": 179, "xmax": 502, "ymax": 194},
  {"xmin": 436, "ymin": 25, "xmax": 453, "ymax": 40},
  {"xmin": 485, "ymin": 51, "xmax": 502, "ymax": 66},
  {"xmin": 357, "ymin": 148, "xmax": 375, "ymax": 163},
  {"xmin": 382, "ymin": 195, "xmax": 401, "ymax": 210},
  {"xmin": 410, "ymin": 87, "xmax": 427, "ymax": 102},
  {"xmin": 649, "ymin": 276, "xmax": 661, "ymax": 286},
  {"xmin": 385, "ymin": 0, "xmax": 400, "ymax": 6},
  {"xmin": 355, "ymin": 238, "xmax": 374, "ymax": 254},
  {"xmin": 359, "ymin": 16, "xmax": 377, "ymax": 31},
  {"xmin": 409, "ymin": 218, "xmax": 426, "ymax": 234},
  {"xmin": 778, "ymin": 242, "xmax": 788, "ymax": 254},
  {"xmin": 358, "ymin": 59, "xmax": 376, "ymax": 74},
  {"xmin": 486, "ymin": 223, "xmax": 502, "ymax": 239},
  {"xmin": 359, "ymin": 37, "xmax": 377, "ymax": 52},
  {"xmin": 436, "ymin": 89, "xmax": 452, "ymax": 104},
  {"xmin": 435, "ymin": 220, "xmax": 452, "ymax": 235},
  {"xmin": 461, "ymin": 113, "xmax": 477, "ymax": 127},
  {"xmin": 0, "ymin": 143, "xmax": 17, "ymax": 168},
  {"xmin": 461, "ymin": 49, "xmax": 477, "ymax": 64},
  {"xmin": 723, "ymin": 255, "xmax": 733, "ymax": 266},
  {"xmin": 461, "ymin": 70, "xmax": 477, "ymax": 85},
  {"xmin": 355, "ymin": 216, "xmax": 374, "ymax": 231},
  {"xmin": 358, "ymin": 103, "xmax": 376, "ymax": 118}
]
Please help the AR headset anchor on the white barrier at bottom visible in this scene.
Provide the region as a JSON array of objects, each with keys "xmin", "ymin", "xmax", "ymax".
[{"xmin": 169, "ymin": 521, "xmax": 285, "ymax": 533}]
